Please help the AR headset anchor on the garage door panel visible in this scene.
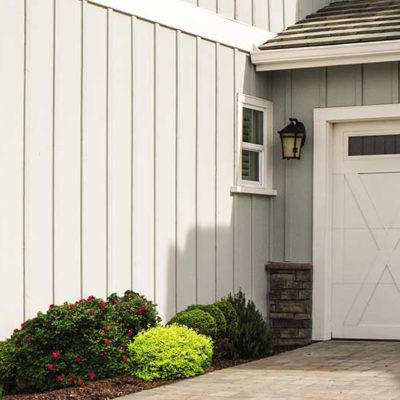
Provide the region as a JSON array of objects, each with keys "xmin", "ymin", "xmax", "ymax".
[
  {"xmin": 342, "ymin": 229, "xmax": 378, "ymax": 282},
  {"xmin": 361, "ymin": 173, "xmax": 400, "ymax": 229}
]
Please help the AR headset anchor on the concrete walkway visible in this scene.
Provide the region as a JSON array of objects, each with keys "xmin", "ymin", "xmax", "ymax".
[{"xmin": 118, "ymin": 341, "xmax": 400, "ymax": 400}]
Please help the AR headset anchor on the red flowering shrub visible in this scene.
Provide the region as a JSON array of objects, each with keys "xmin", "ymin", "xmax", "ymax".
[{"xmin": 5, "ymin": 290, "xmax": 159, "ymax": 393}]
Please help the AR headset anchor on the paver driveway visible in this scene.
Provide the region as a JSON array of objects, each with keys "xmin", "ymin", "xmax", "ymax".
[{"xmin": 118, "ymin": 340, "xmax": 400, "ymax": 400}]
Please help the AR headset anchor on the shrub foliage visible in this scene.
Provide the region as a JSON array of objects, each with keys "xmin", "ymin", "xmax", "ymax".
[
  {"xmin": 0, "ymin": 340, "xmax": 16, "ymax": 393},
  {"xmin": 168, "ymin": 309, "xmax": 217, "ymax": 339},
  {"xmin": 214, "ymin": 300, "xmax": 239, "ymax": 338},
  {"xmin": 125, "ymin": 325, "xmax": 213, "ymax": 381},
  {"xmin": 186, "ymin": 304, "xmax": 227, "ymax": 337},
  {"xmin": 226, "ymin": 290, "xmax": 271, "ymax": 359},
  {"xmin": 4, "ymin": 291, "xmax": 159, "ymax": 392}
]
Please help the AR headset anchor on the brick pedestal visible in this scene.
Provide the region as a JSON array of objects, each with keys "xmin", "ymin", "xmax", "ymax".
[{"xmin": 266, "ymin": 262, "xmax": 313, "ymax": 351}]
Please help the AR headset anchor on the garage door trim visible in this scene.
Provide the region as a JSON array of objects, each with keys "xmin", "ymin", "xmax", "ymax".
[{"xmin": 313, "ymin": 103, "xmax": 400, "ymax": 341}]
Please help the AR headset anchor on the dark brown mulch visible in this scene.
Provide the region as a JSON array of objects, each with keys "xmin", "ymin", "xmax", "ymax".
[{"xmin": 4, "ymin": 359, "xmax": 250, "ymax": 400}]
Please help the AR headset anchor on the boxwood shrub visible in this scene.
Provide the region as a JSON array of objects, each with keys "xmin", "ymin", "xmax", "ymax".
[
  {"xmin": 125, "ymin": 325, "xmax": 213, "ymax": 381},
  {"xmin": 5, "ymin": 290, "xmax": 159, "ymax": 392},
  {"xmin": 168, "ymin": 309, "xmax": 217, "ymax": 339},
  {"xmin": 186, "ymin": 304, "xmax": 227, "ymax": 337},
  {"xmin": 214, "ymin": 300, "xmax": 238, "ymax": 338}
]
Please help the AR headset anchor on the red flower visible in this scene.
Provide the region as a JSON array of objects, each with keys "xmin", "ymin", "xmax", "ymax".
[
  {"xmin": 26, "ymin": 337, "xmax": 32, "ymax": 343},
  {"xmin": 21, "ymin": 322, "xmax": 26, "ymax": 329},
  {"xmin": 77, "ymin": 379, "xmax": 84, "ymax": 386},
  {"xmin": 87, "ymin": 372, "xmax": 96, "ymax": 380},
  {"xmin": 56, "ymin": 375, "xmax": 63, "ymax": 382},
  {"xmin": 127, "ymin": 329, "xmax": 134, "ymax": 336},
  {"xmin": 87, "ymin": 296, "xmax": 94, "ymax": 302},
  {"xmin": 47, "ymin": 363, "xmax": 54, "ymax": 371},
  {"xmin": 13, "ymin": 328, "xmax": 18, "ymax": 334},
  {"xmin": 99, "ymin": 300, "xmax": 106, "ymax": 308},
  {"xmin": 132, "ymin": 308, "xmax": 138, "ymax": 315},
  {"xmin": 69, "ymin": 304, "xmax": 75, "ymax": 310},
  {"xmin": 49, "ymin": 304, "xmax": 55, "ymax": 309},
  {"xmin": 139, "ymin": 305, "xmax": 147, "ymax": 314},
  {"xmin": 66, "ymin": 378, "xmax": 73, "ymax": 386},
  {"xmin": 104, "ymin": 339, "xmax": 111, "ymax": 346},
  {"xmin": 122, "ymin": 356, "xmax": 128, "ymax": 362},
  {"xmin": 74, "ymin": 356, "xmax": 81, "ymax": 363},
  {"xmin": 52, "ymin": 351, "xmax": 59, "ymax": 359}
]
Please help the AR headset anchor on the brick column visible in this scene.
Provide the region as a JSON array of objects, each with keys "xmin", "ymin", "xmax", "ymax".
[{"xmin": 266, "ymin": 262, "xmax": 313, "ymax": 351}]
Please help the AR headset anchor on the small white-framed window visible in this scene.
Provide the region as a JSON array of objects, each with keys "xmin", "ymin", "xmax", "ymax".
[{"xmin": 231, "ymin": 93, "xmax": 276, "ymax": 196}]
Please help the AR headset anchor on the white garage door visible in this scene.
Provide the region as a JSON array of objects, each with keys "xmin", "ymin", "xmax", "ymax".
[{"xmin": 332, "ymin": 119, "xmax": 400, "ymax": 340}]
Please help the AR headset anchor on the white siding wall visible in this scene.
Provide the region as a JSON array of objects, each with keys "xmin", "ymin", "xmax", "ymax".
[
  {"xmin": 183, "ymin": 0, "xmax": 330, "ymax": 30},
  {"xmin": 0, "ymin": 0, "xmax": 271, "ymax": 339}
]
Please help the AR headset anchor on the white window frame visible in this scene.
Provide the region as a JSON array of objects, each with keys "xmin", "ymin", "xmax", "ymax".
[{"xmin": 231, "ymin": 93, "xmax": 276, "ymax": 196}]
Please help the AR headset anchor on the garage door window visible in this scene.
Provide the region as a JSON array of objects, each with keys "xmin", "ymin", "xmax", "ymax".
[{"xmin": 349, "ymin": 134, "xmax": 400, "ymax": 156}]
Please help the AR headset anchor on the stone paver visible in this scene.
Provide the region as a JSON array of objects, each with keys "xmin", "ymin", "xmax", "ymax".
[{"xmin": 118, "ymin": 341, "xmax": 400, "ymax": 400}]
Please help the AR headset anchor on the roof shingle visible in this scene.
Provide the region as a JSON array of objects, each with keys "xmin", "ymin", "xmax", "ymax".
[{"xmin": 259, "ymin": 0, "xmax": 400, "ymax": 50}]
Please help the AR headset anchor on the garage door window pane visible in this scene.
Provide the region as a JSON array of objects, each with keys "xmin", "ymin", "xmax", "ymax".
[{"xmin": 349, "ymin": 134, "xmax": 400, "ymax": 156}]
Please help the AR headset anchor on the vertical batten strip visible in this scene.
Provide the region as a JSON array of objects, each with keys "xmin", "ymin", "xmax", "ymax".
[
  {"xmin": 105, "ymin": 8, "xmax": 110, "ymax": 296},
  {"xmin": 284, "ymin": 71, "xmax": 292, "ymax": 262},
  {"xmin": 195, "ymin": 36, "xmax": 200, "ymax": 304},
  {"xmin": 52, "ymin": 0, "xmax": 56, "ymax": 305},
  {"xmin": 175, "ymin": 30, "xmax": 180, "ymax": 314},
  {"xmin": 153, "ymin": 23, "xmax": 158, "ymax": 305},
  {"xmin": 80, "ymin": 0, "xmax": 86, "ymax": 298},
  {"xmin": 232, "ymin": 48, "xmax": 238, "ymax": 293},
  {"xmin": 130, "ymin": 16, "xmax": 136, "ymax": 291},
  {"xmin": 23, "ymin": 0, "xmax": 28, "ymax": 321},
  {"xmin": 214, "ymin": 43, "xmax": 219, "ymax": 302}
]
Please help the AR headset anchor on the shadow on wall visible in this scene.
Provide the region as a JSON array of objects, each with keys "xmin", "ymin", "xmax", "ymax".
[{"xmin": 156, "ymin": 198, "xmax": 270, "ymax": 324}]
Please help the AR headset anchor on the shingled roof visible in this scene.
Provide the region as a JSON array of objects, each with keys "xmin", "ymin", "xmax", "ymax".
[{"xmin": 260, "ymin": 0, "xmax": 400, "ymax": 51}]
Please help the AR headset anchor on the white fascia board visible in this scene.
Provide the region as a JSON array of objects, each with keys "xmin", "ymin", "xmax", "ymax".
[
  {"xmin": 87, "ymin": 0, "xmax": 275, "ymax": 52},
  {"xmin": 251, "ymin": 40, "xmax": 400, "ymax": 71}
]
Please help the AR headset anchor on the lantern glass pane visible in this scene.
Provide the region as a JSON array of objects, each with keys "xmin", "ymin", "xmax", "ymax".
[
  {"xmin": 242, "ymin": 108, "xmax": 263, "ymax": 145},
  {"xmin": 282, "ymin": 134, "xmax": 303, "ymax": 159},
  {"xmin": 241, "ymin": 150, "xmax": 260, "ymax": 182}
]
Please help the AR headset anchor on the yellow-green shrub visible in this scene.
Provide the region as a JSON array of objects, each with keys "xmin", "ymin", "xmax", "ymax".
[{"xmin": 125, "ymin": 325, "xmax": 213, "ymax": 381}]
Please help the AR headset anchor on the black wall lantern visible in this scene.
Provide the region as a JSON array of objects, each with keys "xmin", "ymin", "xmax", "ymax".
[{"xmin": 278, "ymin": 118, "xmax": 306, "ymax": 160}]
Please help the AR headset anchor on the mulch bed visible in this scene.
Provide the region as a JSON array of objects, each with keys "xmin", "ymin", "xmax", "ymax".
[{"xmin": 4, "ymin": 359, "xmax": 250, "ymax": 400}]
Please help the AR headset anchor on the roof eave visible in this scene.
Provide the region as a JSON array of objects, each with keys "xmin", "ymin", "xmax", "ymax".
[{"xmin": 251, "ymin": 40, "xmax": 400, "ymax": 71}]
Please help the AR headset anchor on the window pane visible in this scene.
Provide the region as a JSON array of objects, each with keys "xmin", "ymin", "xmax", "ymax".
[
  {"xmin": 242, "ymin": 107, "xmax": 263, "ymax": 145},
  {"xmin": 242, "ymin": 150, "xmax": 259, "ymax": 182},
  {"xmin": 349, "ymin": 134, "xmax": 400, "ymax": 156}
]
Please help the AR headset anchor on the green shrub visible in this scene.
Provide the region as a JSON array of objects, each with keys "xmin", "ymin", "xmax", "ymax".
[
  {"xmin": 0, "ymin": 340, "xmax": 16, "ymax": 393},
  {"xmin": 7, "ymin": 290, "xmax": 159, "ymax": 392},
  {"xmin": 214, "ymin": 300, "xmax": 239, "ymax": 338},
  {"xmin": 125, "ymin": 325, "xmax": 212, "ymax": 381},
  {"xmin": 168, "ymin": 309, "xmax": 217, "ymax": 339},
  {"xmin": 186, "ymin": 304, "xmax": 227, "ymax": 337},
  {"xmin": 226, "ymin": 291, "xmax": 271, "ymax": 359}
]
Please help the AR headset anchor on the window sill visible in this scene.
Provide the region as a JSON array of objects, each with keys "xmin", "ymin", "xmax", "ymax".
[{"xmin": 230, "ymin": 185, "xmax": 277, "ymax": 197}]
